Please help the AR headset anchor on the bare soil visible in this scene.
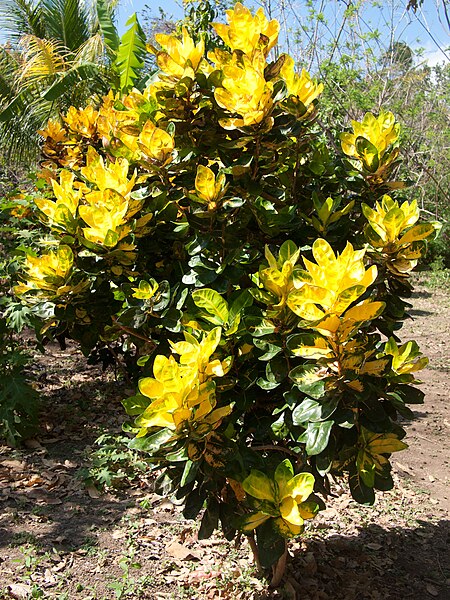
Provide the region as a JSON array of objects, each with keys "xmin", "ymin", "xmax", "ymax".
[{"xmin": 0, "ymin": 283, "xmax": 449, "ymax": 600}]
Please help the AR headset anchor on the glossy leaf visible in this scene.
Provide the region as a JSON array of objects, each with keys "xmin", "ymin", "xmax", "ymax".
[
  {"xmin": 303, "ymin": 420, "xmax": 333, "ymax": 455},
  {"xmin": 192, "ymin": 288, "xmax": 229, "ymax": 325},
  {"xmin": 289, "ymin": 364, "xmax": 327, "ymax": 399}
]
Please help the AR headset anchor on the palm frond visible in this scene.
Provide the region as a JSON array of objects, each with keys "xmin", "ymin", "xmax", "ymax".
[
  {"xmin": 0, "ymin": 0, "xmax": 45, "ymax": 45},
  {"xmin": 74, "ymin": 32, "xmax": 107, "ymax": 65},
  {"xmin": 41, "ymin": 0, "xmax": 92, "ymax": 52},
  {"xmin": 18, "ymin": 35, "xmax": 68, "ymax": 86},
  {"xmin": 0, "ymin": 47, "xmax": 21, "ymax": 100},
  {"xmin": 0, "ymin": 94, "xmax": 55, "ymax": 165},
  {"xmin": 43, "ymin": 61, "xmax": 109, "ymax": 102},
  {"xmin": 96, "ymin": 0, "xmax": 120, "ymax": 55}
]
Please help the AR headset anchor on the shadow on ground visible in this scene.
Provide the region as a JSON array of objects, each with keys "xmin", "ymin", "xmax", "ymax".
[{"xmin": 254, "ymin": 519, "xmax": 450, "ymax": 600}]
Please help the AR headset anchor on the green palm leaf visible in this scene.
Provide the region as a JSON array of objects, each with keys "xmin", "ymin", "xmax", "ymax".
[
  {"xmin": 41, "ymin": 0, "xmax": 92, "ymax": 52},
  {"xmin": 114, "ymin": 13, "xmax": 146, "ymax": 92},
  {"xmin": 42, "ymin": 61, "xmax": 108, "ymax": 100},
  {"xmin": 97, "ymin": 0, "xmax": 119, "ymax": 54},
  {"xmin": 0, "ymin": 0, "xmax": 45, "ymax": 44}
]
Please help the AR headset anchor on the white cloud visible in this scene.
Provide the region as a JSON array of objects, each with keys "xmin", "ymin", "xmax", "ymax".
[
  {"xmin": 423, "ymin": 48, "xmax": 449, "ymax": 66},
  {"xmin": 413, "ymin": 41, "xmax": 450, "ymax": 67}
]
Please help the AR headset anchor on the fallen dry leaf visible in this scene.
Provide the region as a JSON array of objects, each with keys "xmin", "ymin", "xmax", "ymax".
[
  {"xmin": 23, "ymin": 439, "xmax": 45, "ymax": 450},
  {"xmin": 426, "ymin": 583, "xmax": 439, "ymax": 597},
  {"xmin": 366, "ymin": 543, "xmax": 382, "ymax": 550},
  {"xmin": 86, "ymin": 484, "xmax": 101, "ymax": 499},
  {"xmin": 7, "ymin": 583, "xmax": 32, "ymax": 599},
  {"xmin": 25, "ymin": 488, "xmax": 62, "ymax": 504},
  {"xmin": 165, "ymin": 540, "xmax": 200, "ymax": 561},
  {"xmin": 112, "ymin": 530, "xmax": 127, "ymax": 540},
  {"xmin": 0, "ymin": 460, "xmax": 26, "ymax": 471},
  {"xmin": 187, "ymin": 568, "xmax": 222, "ymax": 584}
]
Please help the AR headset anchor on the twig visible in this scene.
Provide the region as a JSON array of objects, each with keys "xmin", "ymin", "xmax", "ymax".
[
  {"xmin": 105, "ymin": 342, "xmax": 132, "ymax": 386},
  {"xmin": 416, "ymin": 434, "xmax": 435, "ymax": 444},
  {"xmin": 111, "ymin": 317, "xmax": 156, "ymax": 347},
  {"xmin": 247, "ymin": 533, "xmax": 263, "ymax": 574},
  {"xmin": 252, "ymin": 445, "xmax": 300, "ymax": 458}
]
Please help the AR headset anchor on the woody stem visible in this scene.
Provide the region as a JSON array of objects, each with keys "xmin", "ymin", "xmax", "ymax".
[
  {"xmin": 247, "ymin": 533, "xmax": 263, "ymax": 574},
  {"xmin": 270, "ymin": 542, "xmax": 288, "ymax": 588}
]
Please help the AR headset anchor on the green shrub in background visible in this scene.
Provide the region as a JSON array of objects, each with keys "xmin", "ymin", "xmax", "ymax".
[
  {"xmin": 0, "ymin": 187, "xmax": 40, "ymax": 446},
  {"xmin": 13, "ymin": 1, "xmax": 439, "ymax": 585},
  {"xmin": 0, "ymin": 315, "xmax": 39, "ymax": 446}
]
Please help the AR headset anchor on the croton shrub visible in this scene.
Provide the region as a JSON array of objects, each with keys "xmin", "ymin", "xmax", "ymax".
[{"xmin": 15, "ymin": 2, "xmax": 438, "ymax": 584}]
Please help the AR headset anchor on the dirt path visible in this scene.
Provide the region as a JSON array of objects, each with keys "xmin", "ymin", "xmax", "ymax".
[
  {"xmin": 0, "ymin": 283, "xmax": 449, "ymax": 599},
  {"xmin": 394, "ymin": 286, "xmax": 450, "ymax": 515}
]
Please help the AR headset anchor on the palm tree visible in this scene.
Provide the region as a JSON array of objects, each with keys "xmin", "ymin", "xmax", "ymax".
[{"xmin": 0, "ymin": 0, "xmax": 124, "ymax": 164}]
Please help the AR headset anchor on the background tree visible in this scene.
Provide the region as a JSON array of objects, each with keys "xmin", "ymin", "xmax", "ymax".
[{"xmin": 0, "ymin": 0, "xmax": 148, "ymax": 165}]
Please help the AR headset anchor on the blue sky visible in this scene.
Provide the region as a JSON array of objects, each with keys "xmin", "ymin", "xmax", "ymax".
[
  {"xmin": 0, "ymin": 1, "xmax": 446, "ymax": 65},
  {"xmin": 117, "ymin": 0, "xmax": 449, "ymax": 66}
]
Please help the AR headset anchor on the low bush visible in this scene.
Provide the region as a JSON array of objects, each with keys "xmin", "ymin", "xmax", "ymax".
[{"xmin": 13, "ymin": 2, "xmax": 438, "ymax": 584}]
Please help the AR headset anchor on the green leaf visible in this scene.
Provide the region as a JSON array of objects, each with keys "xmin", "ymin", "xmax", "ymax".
[
  {"xmin": 114, "ymin": 13, "xmax": 146, "ymax": 92},
  {"xmin": 245, "ymin": 316, "xmax": 276, "ymax": 337},
  {"xmin": 393, "ymin": 384, "xmax": 425, "ymax": 405},
  {"xmin": 253, "ymin": 338, "xmax": 282, "ymax": 361},
  {"xmin": 122, "ymin": 395, "xmax": 149, "ymax": 416},
  {"xmin": 315, "ymin": 445, "xmax": 334, "ymax": 476},
  {"xmin": 287, "ymin": 332, "xmax": 331, "ymax": 359},
  {"xmin": 355, "ymin": 136, "xmax": 379, "ymax": 173},
  {"xmin": 271, "ymin": 413, "xmax": 289, "ymax": 439},
  {"xmin": 198, "ymin": 499, "xmax": 220, "ymax": 539},
  {"xmin": 256, "ymin": 520, "xmax": 286, "ymax": 569},
  {"xmin": 292, "ymin": 399, "xmax": 322, "ymax": 424},
  {"xmin": 278, "ymin": 240, "xmax": 300, "ymax": 266},
  {"xmin": 373, "ymin": 472, "xmax": 394, "ymax": 491},
  {"xmin": 243, "ymin": 470, "xmax": 275, "ymax": 502},
  {"xmin": 274, "ymin": 459, "xmax": 294, "ymax": 489},
  {"xmin": 128, "ymin": 429, "xmax": 172, "ymax": 453},
  {"xmin": 192, "ymin": 288, "xmax": 229, "ymax": 325},
  {"xmin": 180, "ymin": 460, "xmax": 198, "ymax": 487},
  {"xmin": 349, "ymin": 464, "xmax": 375, "ymax": 505},
  {"xmin": 219, "ymin": 503, "xmax": 237, "ymax": 541},
  {"xmin": 184, "ymin": 487, "xmax": 206, "ymax": 520},
  {"xmin": 97, "ymin": 0, "xmax": 120, "ymax": 53},
  {"xmin": 228, "ymin": 289, "xmax": 253, "ymax": 324},
  {"xmin": 0, "ymin": 371, "xmax": 39, "ymax": 446},
  {"xmin": 266, "ymin": 355, "xmax": 288, "ymax": 383},
  {"xmin": 289, "ymin": 364, "xmax": 327, "ymax": 399},
  {"xmin": 304, "ymin": 420, "xmax": 333, "ymax": 455}
]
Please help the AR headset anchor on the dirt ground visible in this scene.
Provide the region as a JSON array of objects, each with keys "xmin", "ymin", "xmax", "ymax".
[{"xmin": 0, "ymin": 282, "xmax": 449, "ymax": 600}]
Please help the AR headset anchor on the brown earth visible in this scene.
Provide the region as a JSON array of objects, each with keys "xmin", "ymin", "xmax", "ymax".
[{"xmin": 0, "ymin": 282, "xmax": 449, "ymax": 600}]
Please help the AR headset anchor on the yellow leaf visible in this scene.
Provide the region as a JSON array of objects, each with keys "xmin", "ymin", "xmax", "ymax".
[
  {"xmin": 280, "ymin": 496, "xmax": 304, "ymax": 526},
  {"xmin": 281, "ymin": 472, "xmax": 315, "ymax": 503},
  {"xmin": 272, "ymin": 517, "xmax": 302, "ymax": 538},
  {"xmin": 195, "ymin": 165, "xmax": 216, "ymax": 203},
  {"xmin": 280, "ymin": 56, "xmax": 323, "ymax": 106},
  {"xmin": 344, "ymin": 301, "xmax": 385, "ymax": 324},
  {"xmin": 138, "ymin": 378, "xmax": 164, "ymax": 398},
  {"xmin": 213, "ymin": 3, "xmax": 279, "ymax": 56},
  {"xmin": 155, "ymin": 27, "xmax": 204, "ymax": 80},
  {"xmin": 241, "ymin": 512, "xmax": 271, "ymax": 532},
  {"xmin": 242, "ymin": 470, "xmax": 276, "ymax": 502}
]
